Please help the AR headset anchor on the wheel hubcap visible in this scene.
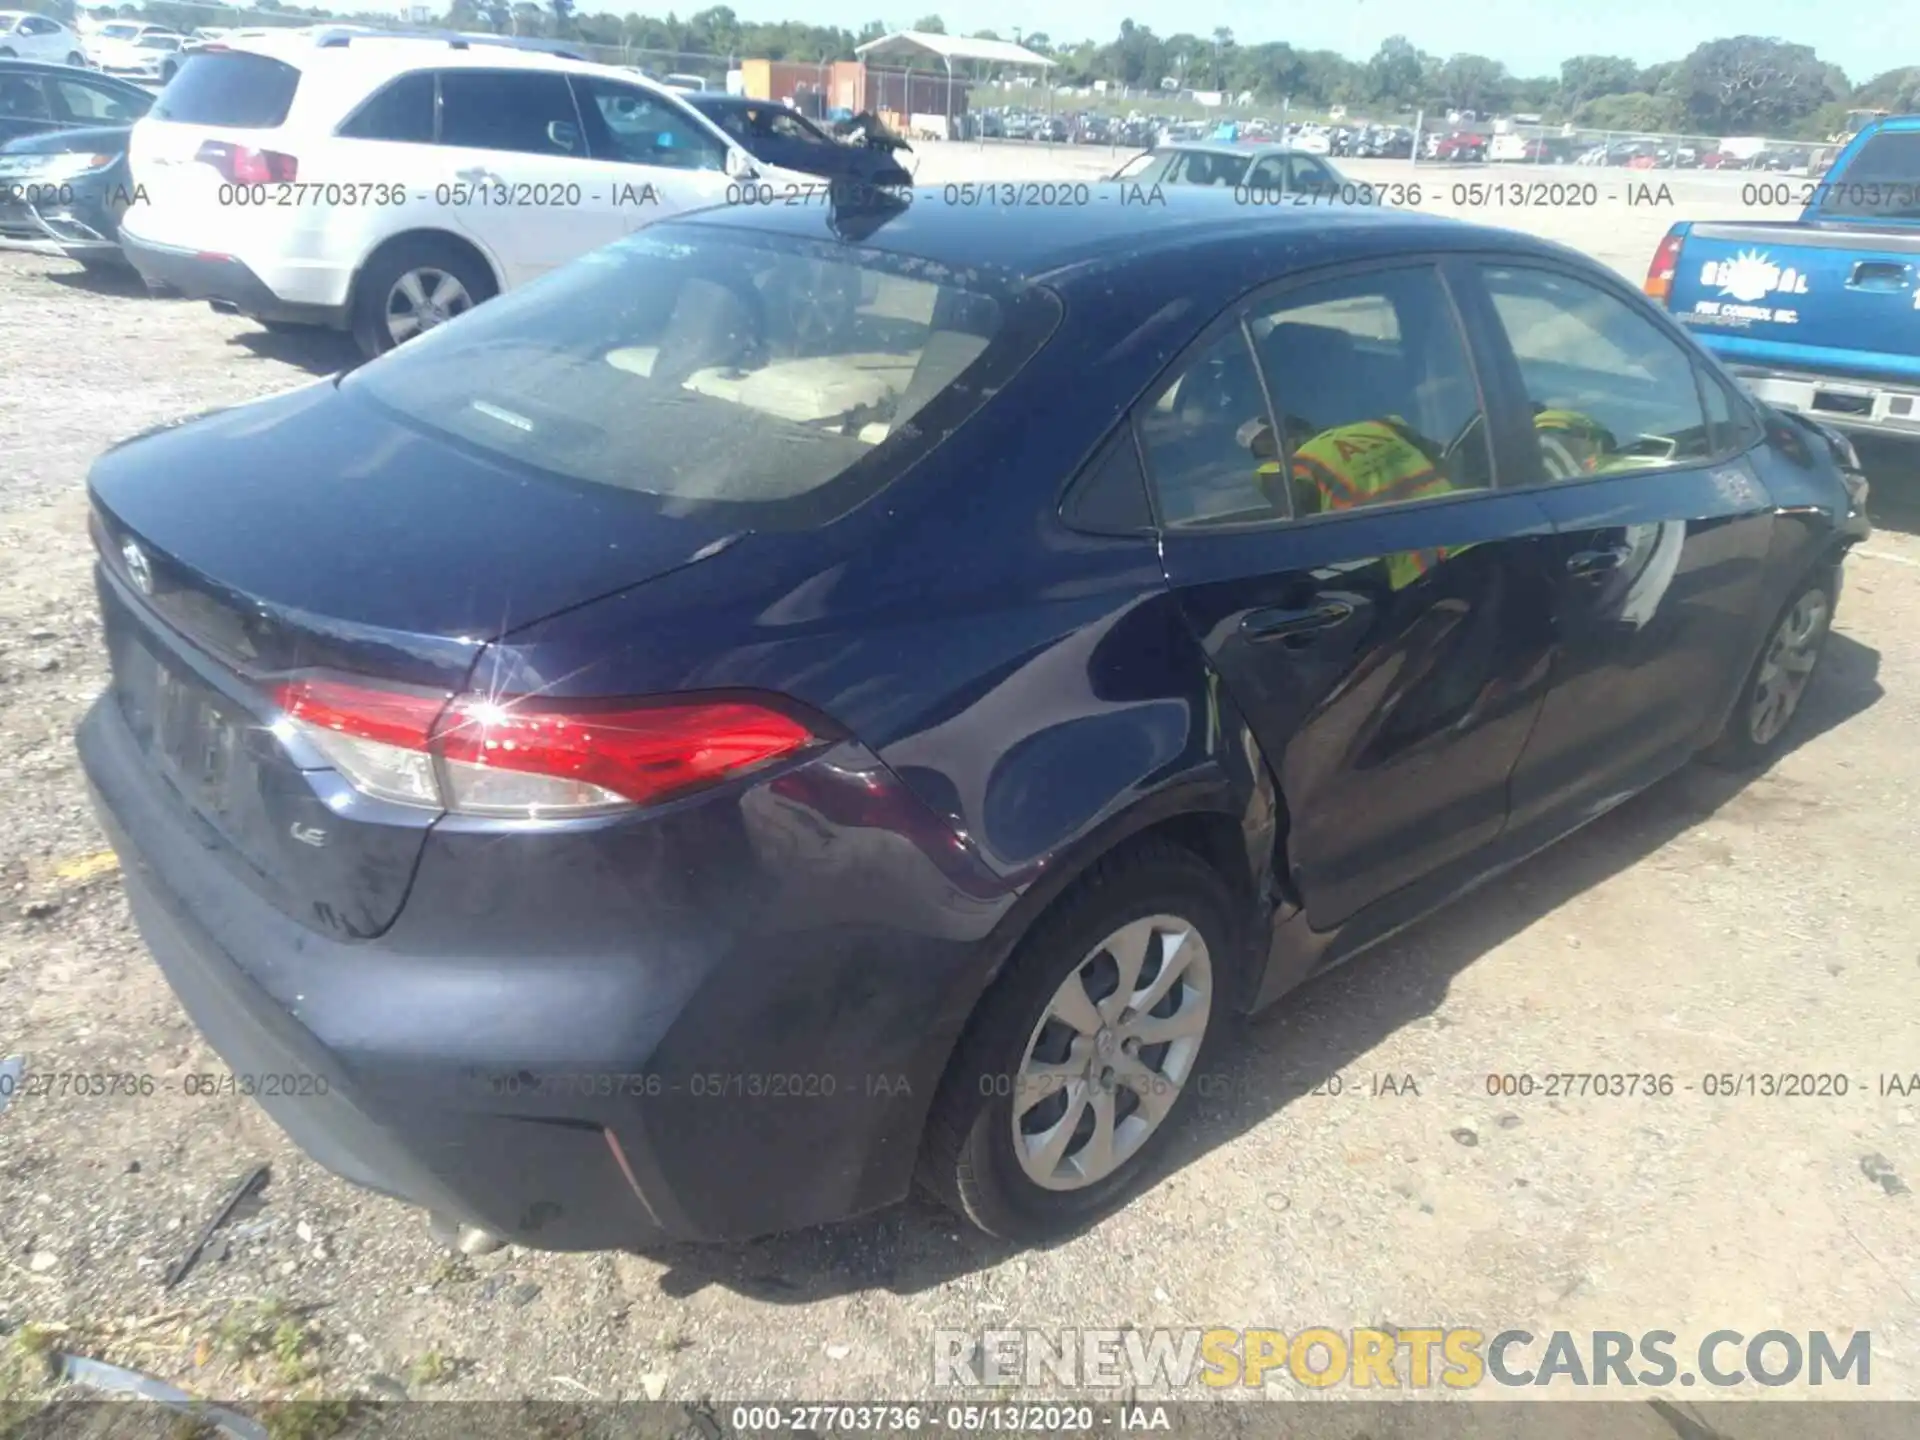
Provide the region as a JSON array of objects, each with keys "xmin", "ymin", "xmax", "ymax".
[
  {"xmin": 1011, "ymin": 914, "xmax": 1212, "ymax": 1192},
  {"xmin": 385, "ymin": 267, "xmax": 473, "ymax": 344},
  {"xmin": 1748, "ymin": 589, "xmax": 1829, "ymax": 747}
]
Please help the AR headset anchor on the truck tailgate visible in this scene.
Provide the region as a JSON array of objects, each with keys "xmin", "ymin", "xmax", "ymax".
[{"xmin": 1670, "ymin": 223, "xmax": 1920, "ymax": 383}]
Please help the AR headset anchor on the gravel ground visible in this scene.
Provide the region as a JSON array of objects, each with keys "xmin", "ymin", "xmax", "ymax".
[{"xmin": 1, "ymin": 146, "xmax": 1917, "ymax": 1418}]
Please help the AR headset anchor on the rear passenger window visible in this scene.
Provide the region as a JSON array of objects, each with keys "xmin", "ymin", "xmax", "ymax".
[
  {"xmin": 1252, "ymin": 267, "xmax": 1493, "ymax": 518},
  {"xmin": 1699, "ymin": 366, "xmax": 1758, "ymax": 454},
  {"xmin": 52, "ymin": 78, "xmax": 149, "ymax": 124},
  {"xmin": 338, "ymin": 71, "xmax": 435, "ymax": 144},
  {"xmin": 437, "ymin": 70, "xmax": 580, "ymax": 156},
  {"xmin": 1481, "ymin": 264, "xmax": 1715, "ymax": 481}
]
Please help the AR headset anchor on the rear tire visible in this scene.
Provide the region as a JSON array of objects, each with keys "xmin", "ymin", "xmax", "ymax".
[
  {"xmin": 67, "ymin": 51, "xmax": 85, "ymax": 66},
  {"xmin": 350, "ymin": 236, "xmax": 496, "ymax": 361},
  {"xmin": 1703, "ymin": 570, "xmax": 1834, "ymax": 770},
  {"xmin": 919, "ymin": 839, "xmax": 1239, "ymax": 1242}
]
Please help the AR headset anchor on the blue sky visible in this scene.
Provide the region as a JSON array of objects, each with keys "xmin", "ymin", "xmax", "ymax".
[{"xmin": 730, "ymin": 0, "xmax": 1904, "ymax": 83}]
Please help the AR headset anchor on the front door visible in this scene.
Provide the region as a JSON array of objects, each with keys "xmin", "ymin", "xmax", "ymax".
[
  {"xmin": 1459, "ymin": 260, "xmax": 1776, "ymax": 832},
  {"xmin": 1147, "ymin": 262, "xmax": 1561, "ymax": 935},
  {"xmin": 569, "ymin": 76, "xmax": 737, "ymax": 235}
]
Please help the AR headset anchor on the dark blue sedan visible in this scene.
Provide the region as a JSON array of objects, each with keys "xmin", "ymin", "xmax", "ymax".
[{"xmin": 78, "ymin": 188, "xmax": 1869, "ymax": 1250}]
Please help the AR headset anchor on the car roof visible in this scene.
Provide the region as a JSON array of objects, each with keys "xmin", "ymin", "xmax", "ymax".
[
  {"xmin": 198, "ymin": 33, "xmax": 701, "ymax": 124},
  {"xmin": 672, "ymin": 183, "xmax": 1571, "ymax": 284},
  {"xmin": 1164, "ymin": 142, "xmax": 1318, "ymax": 158}
]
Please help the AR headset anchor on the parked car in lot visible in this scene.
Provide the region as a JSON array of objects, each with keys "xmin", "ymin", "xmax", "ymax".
[
  {"xmin": 98, "ymin": 31, "xmax": 184, "ymax": 83},
  {"xmin": 1489, "ymin": 133, "xmax": 1575, "ymax": 164},
  {"xmin": 117, "ymin": 32, "xmax": 813, "ymax": 358},
  {"xmin": 682, "ymin": 92, "xmax": 912, "ymax": 188},
  {"xmin": 0, "ymin": 10, "xmax": 84, "ymax": 65},
  {"xmin": 77, "ymin": 188, "xmax": 1866, "ymax": 1252},
  {"xmin": 1649, "ymin": 114, "xmax": 1920, "ymax": 439},
  {"xmin": 1111, "ymin": 141, "xmax": 1353, "ymax": 199},
  {"xmin": 87, "ymin": 22, "xmax": 182, "ymax": 74},
  {"xmin": 0, "ymin": 56, "xmax": 150, "ymax": 144},
  {"xmin": 0, "ymin": 63, "xmax": 153, "ymax": 265},
  {"xmin": 1426, "ymin": 130, "xmax": 1488, "ymax": 162}
]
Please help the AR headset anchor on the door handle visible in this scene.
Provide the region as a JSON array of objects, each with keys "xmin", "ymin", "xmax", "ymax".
[
  {"xmin": 1566, "ymin": 546, "xmax": 1633, "ymax": 578},
  {"xmin": 455, "ymin": 167, "xmax": 499, "ymax": 184},
  {"xmin": 1241, "ymin": 600, "xmax": 1355, "ymax": 643},
  {"xmin": 1847, "ymin": 260, "xmax": 1910, "ymax": 291}
]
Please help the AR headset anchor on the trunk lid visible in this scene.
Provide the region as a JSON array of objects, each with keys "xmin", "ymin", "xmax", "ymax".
[
  {"xmin": 1670, "ymin": 221, "xmax": 1920, "ymax": 381},
  {"xmin": 88, "ymin": 378, "xmax": 746, "ymax": 939}
]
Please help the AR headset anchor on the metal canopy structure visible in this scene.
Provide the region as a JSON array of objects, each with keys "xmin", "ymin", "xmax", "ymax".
[
  {"xmin": 854, "ymin": 30, "xmax": 1054, "ymax": 139},
  {"xmin": 855, "ymin": 31, "xmax": 1055, "ymax": 70}
]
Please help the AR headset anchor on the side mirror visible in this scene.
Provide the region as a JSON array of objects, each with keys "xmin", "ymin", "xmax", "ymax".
[
  {"xmin": 724, "ymin": 148, "xmax": 757, "ymax": 180},
  {"xmin": 547, "ymin": 119, "xmax": 580, "ymax": 153}
]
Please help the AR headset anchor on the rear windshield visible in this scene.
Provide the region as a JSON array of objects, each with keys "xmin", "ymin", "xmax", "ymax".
[
  {"xmin": 1824, "ymin": 130, "xmax": 1920, "ymax": 219},
  {"xmin": 344, "ymin": 229, "xmax": 1059, "ymax": 528},
  {"xmin": 152, "ymin": 51, "xmax": 299, "ymax": 128}
]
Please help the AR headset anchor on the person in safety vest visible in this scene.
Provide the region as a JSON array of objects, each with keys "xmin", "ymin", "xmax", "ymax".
[
  {"xmin": 1240, "ymin": 412, "xmax": 1460, "ymax": 591},
  {"xmin": 1532, "ymin": 406, "xmax": 1619, "ymax": 480}
]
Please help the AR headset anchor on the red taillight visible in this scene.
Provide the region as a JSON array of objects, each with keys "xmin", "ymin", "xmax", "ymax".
[
  {"xmin": 194, "ymin": 140, "xmax": 298, "ymax": 184},
  {"xmin": 271, "ymin": 677, "xmax": 816, "ymax": 818},
  {"xmin": 432, "ymin": 697, "xmax": 814, "ymax": 812},
  {"xmin": 1644, "ymin": 228, "xmax": 1685, "ymax": 302},
  {"xmin": 278, "ymin": 676, "xmax": 444, "ymax": 751}
]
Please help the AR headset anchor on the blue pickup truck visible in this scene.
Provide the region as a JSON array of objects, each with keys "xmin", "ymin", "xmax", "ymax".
[{"xmin": 1646, "ymin": 114, "xmax": 1920, "ymax": 438}]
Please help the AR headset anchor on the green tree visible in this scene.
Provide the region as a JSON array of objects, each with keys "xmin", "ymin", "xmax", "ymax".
[
  {"xmin": 1365, "ymin": 35, "xmax": 1424, "ymax": 108},
  {"xmin": 1575, "ymin": 91, "xmax": 1681, "ymax": 131},
  {"xmin": 1434, "ymin": 53, "xmax": 1511, "ymax": 114},
  {"xmin": 1559, "ymin": 54, "xmax": 1638, "ymax": 108},
  {"xmin": 911, "ymin": 13, "xmax": 944, "ymax": 33},
  {"xmin": 1671, "ymin": 36, "xmax": 1846, "ymax": 132}
]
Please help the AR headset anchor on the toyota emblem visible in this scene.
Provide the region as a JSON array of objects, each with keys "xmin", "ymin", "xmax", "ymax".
[{"xmin": 122, "ymin": 540, "xmax": 153, "ymax": 595}]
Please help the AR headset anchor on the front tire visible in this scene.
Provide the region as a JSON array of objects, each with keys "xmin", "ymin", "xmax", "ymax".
[
  {"xmin": 350, "ymin": 236, "xmax": 495, "ymax": 360},
  {"xmin": 920, "ymin": 840, "xmax": 1238, "ymax": 1242},
  {"xmin": 1703, "ymin": 571, "xmax": 1834, "ymax": 769}
]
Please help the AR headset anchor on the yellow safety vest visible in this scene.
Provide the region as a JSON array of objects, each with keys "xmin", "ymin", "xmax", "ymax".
[
  {"xmin": 1533, "ymin": 409, "xmax": 1615, "ymax": 478},
  {"xmin": 1288, "ymin": 418, "xmax": 1457, "ymax": 590}
]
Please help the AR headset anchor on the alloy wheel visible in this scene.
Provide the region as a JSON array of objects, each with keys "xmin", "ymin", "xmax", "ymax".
[
  {"xmin": 384, "ymin": 267, "xmax": 474, "ymax": 346},
  {"xmin": 1748, "ymin": 588, "xmax": 1829, "ymax": 747},
  {"xmin": 1011, "ymin": 914, "xmax": 1212, "ymax": 1192}
]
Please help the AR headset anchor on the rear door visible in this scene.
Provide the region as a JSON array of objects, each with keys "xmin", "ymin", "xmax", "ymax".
[
  {"xmin": 1462, "ymin": 260, "xmax": 1775, "ymax": 832},
  {"xmin": 1148, "ymin": 260, "xmax": 1561, "ymax": 934}
]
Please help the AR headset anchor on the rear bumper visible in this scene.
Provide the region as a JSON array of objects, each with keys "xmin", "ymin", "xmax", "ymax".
[
  {"xmin": 1732, "ymin": 366, "xmax": 1920, "ymax": 439},
  {"xmin": 78, "ymin": 685, "xmax": 1010, "ymax": 1247},
  {"xmin": 118, "ymin": 231, "xmax": 348, "ymax": 327}
]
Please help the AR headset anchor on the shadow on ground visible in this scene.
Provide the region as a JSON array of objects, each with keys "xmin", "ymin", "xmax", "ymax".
[
  {"xmin": 229, "ymin": 324, "xmax": 362, "ymax": 375},
  {"xmin": 629, "ymin": 633, "xmax": 1883, "ymax": 1304},
  {"xmin": 42, "ymin": 262, "xmax": 147, "ymax": 298},
  {"xmin": 1859, "ymin": 437, "xmax": 1919, "ymax": 537}
]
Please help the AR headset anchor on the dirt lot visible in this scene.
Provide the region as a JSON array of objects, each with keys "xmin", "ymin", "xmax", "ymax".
[{"xmin": 1, "ymin": 147, "xmax": 1918, "ymax": 1418}]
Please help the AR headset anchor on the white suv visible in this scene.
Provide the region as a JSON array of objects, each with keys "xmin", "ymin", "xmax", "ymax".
[{"xmin": 118, "ymin": 32, "xmax": 810, "ymax": 357}]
